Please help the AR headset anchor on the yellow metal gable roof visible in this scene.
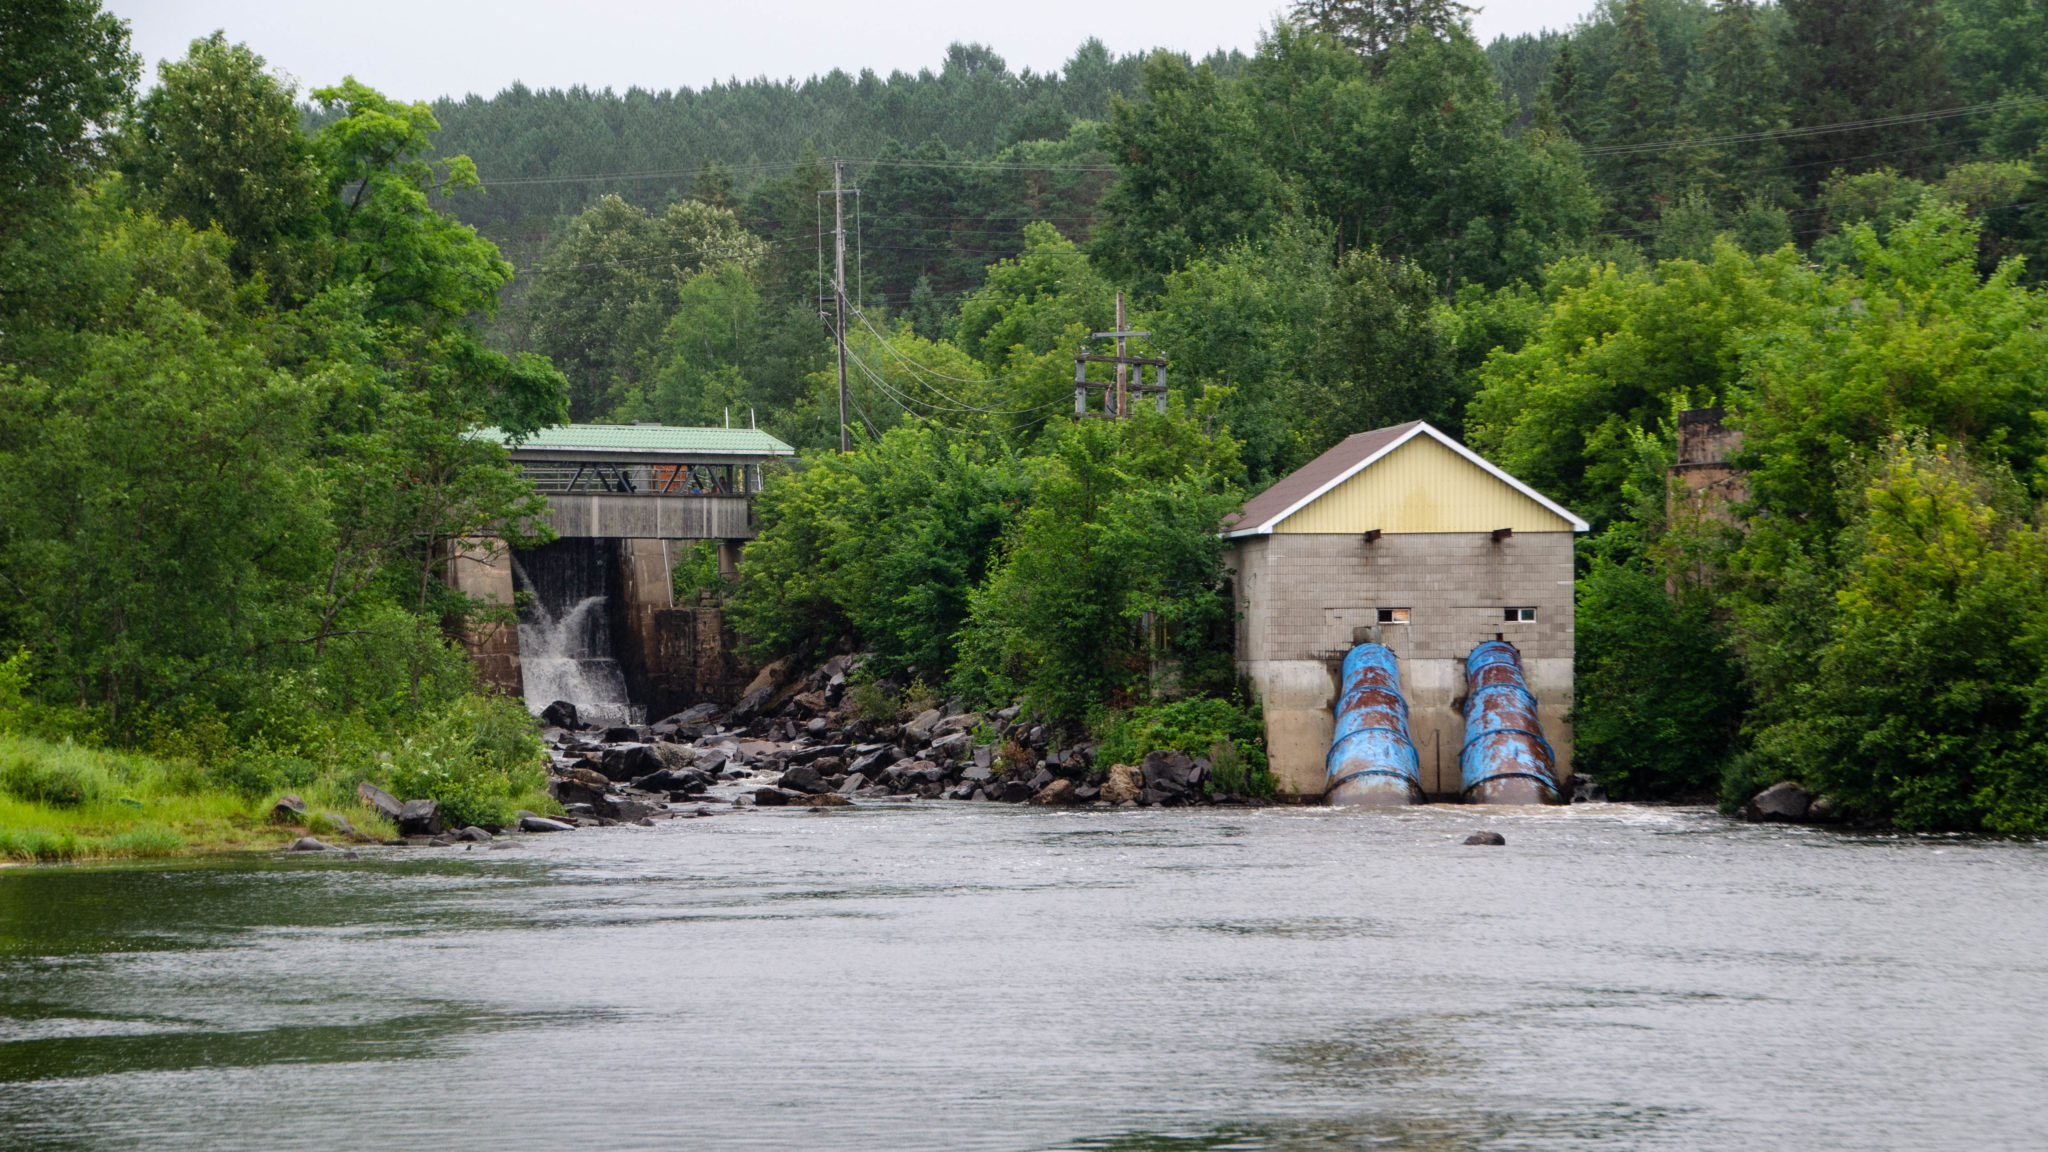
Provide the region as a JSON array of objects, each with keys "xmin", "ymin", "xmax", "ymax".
[{"xmin": 1227, "ymin": 421, "xmax": 1587, "ymax": 536}]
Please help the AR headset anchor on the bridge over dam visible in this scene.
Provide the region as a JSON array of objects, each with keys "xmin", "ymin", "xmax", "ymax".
[{"xmin": 445, "ymin": 423, "xmax": 796, "ymax": 723}]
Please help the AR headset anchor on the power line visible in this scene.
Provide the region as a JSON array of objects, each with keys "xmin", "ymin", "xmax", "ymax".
[
  {"xmin": 1580, "ymin": 94, "xmax": 2048, "ymax": 156},
  {"xmin": 476, "ymin": 155, "xmax": 1116, "ymax": 189}
]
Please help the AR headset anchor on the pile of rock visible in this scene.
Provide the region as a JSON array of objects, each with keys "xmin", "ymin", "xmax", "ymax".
[{"xmin": 531, "ymin": 656, "xmax": 1264, "ymax": 813}]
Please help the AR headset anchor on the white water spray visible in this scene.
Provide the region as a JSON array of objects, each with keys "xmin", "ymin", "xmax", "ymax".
[{"xmin": 513, "ymin": 556, "xmax": 643, "ymax": 726}]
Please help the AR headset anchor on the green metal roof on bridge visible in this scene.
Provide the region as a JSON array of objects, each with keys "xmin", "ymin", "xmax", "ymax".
[{"xmin": 479, "ymin": 423, "xmax": 796, "ymax": 456}]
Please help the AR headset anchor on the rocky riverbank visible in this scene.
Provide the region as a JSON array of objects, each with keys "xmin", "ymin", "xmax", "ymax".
[{"xmin": 520, "ymin": 656, "xmax": 1262, "ymax": 834}]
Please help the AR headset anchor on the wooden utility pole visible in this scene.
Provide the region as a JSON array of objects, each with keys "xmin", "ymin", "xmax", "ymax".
[
  {"xmin": 1073, "ymin": 295, "xmax": 1166, "ymax": 419},
  {"xmin": 832, "ymin": 160, "xmax": 850, "ymax": 453},
  {"xmin": 1113, "ymin": 291, "xmax": 1127, "ymax": 418}
]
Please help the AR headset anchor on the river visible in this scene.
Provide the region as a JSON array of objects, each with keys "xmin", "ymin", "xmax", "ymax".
[{"xmin": 2, "ymin": 802, "xmax": 2044, "ymax": 1151}]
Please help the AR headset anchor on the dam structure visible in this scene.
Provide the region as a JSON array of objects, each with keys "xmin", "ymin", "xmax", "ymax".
[{"xmin": 444, "ymin": 423, "xmax": 796, "ymax": 721}]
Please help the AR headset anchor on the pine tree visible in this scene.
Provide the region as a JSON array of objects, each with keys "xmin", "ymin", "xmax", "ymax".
[
  {"xmin": 1781, "ymin": 0, "xmax": 1952, "ymax": 188},
  {"xmin": 1599, "ymin": 0, "xmax": 1685, "ymax": 228},
  {"xmin": 1288, "ymin": 0, "xmax": 1475, "ymax": 67},
  {"xmin": 689, "ymin": 160, "xmax": 737, "ymax": 212},
  {"xmin": 1538, "ymin": 40, "xmax": 1587, "ymax": 141},
  {"xmin": 1700, "ymin": 0, "xmax": 1789, "ymax": 207}
]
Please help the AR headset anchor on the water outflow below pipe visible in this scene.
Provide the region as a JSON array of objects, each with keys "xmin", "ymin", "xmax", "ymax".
[
  {"xmin": 1459, "ymin": 640, "xmax": 1562, "ymax": 805},
  {"xmin": 1325, "ymin": 644, "xmax": 1425, "ymax": 806}
]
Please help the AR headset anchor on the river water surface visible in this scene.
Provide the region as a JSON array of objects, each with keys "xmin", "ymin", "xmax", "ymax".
[{"xmin": 2, "ymin": 803, "xmax": 2044, "ymax": 1151}]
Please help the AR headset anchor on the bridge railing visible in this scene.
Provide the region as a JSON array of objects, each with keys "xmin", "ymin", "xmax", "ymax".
[{"xmin": 516, "ymin": 461, "xmax": 759, "ymax": 498}]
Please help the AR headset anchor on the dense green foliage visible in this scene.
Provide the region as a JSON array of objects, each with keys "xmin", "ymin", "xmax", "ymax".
[
  {"xmin": 0, "ymin": 14, "xmax": 564, "ymax": 832},
  {"xmin": 1471, "ymin": 204, "xmax": 2048, "ymax": 829},
  {"xmin": 14, "ymin": 0, "xmax": 2048, "ymax": 829}
]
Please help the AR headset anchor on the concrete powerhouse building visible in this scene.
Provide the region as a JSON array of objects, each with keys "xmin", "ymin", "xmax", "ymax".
[{"xmin": 1224, "ymin": 421, "xmax": 1588, "ymax": 800}]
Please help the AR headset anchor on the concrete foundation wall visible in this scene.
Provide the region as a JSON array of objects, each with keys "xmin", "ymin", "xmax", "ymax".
[
  {"xmin": 1229, "ymin": 531, "xmax": 1576, "ymax": 799},
  {"xmin": 444, "ymin": 538, "xmax": 522, "ymax": 696}
]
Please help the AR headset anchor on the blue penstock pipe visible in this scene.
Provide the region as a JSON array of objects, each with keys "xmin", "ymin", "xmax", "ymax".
[
  {"xmin": 1326, "ymin": 643, "xmax": 1425, "ymax": 806},
  {"xmin": 1459, "ymin": 640, "xmax": 1561, "ymax": 805}
]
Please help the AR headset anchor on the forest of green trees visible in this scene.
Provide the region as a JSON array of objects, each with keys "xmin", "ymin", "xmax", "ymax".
[{"xmin": 7, "ymin": 0, "xmax": 2048, "ymax": 846}]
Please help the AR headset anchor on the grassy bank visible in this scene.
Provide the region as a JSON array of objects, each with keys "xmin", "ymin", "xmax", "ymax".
[{"xmin": 0, "ymin": 732, "xmax": 554, "ymax": 864}]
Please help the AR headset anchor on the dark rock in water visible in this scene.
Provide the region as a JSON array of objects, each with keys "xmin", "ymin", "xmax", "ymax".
[
  {"xmin": 1807, "ymin": 795, "xmax": 1841, "ymax": 822},
  {"xmin": 519, "ymin": 815, "xmax": 574, "ymax": 833},
  {"xmin": 428, "ymin": 832, "xmax": 458, "ymax": 847},
  {"xmin": 539, "ymin": 700, "xmax": 581, "ymax": 730},
  {"xmin": 290, "ymin": 837, "xmax": 334, "ymax": 851},
  {"xmin": 1746, "ymin": 781, "xmax": 1812, "ymax": 823},
  {"xmin": 598, "ymin": 744, "xmax": 663, "ymax": 782},
  {"xmin": 596, "ymin": 795, "xmax": 656, "ymax": 822},
  {"xmin": 999, "ymin": 779, "xmax": 1035, "ymax": 803},
  {"xmin": 271, "ymin": 793, "xmax": 307, "ymax": 822},
  {"xmin": 754, "ymin": 786, "xmax": 792, "ymax": 807},
  {"xmin": 1138, "ymin": 785, "xmax": 1186, "ymax": 807},
  {"xmin": 1463, "ymin": 831, "xmax": 1507, "ymax": 845},
  {"xmin": 1073, "ymin": 785, "xmax": 1101, "ymax": 803},
  {"xmin": 799, "ymin": 792, "xmax": 851, "ymax": 807},
  {"xmin": 601, "ymin": 725, "xmax": 642, "ymax": 744},
  {"xmin": 357, "ymin": 781, "xmax": 403, "ymax": 823},
  {"xmin": 631, "ymin": 767, "xmax": 708, "ymax": 794},
  {"xmin": 780, "ymin": 764, "xmax": 830, "ymax": 794},
  {"xmin": 549, "ymin": 777, "xmax": 608, "ymax": 807},
  {"xmin": 455, "ymin": 826, "xmax": 493, "ymax": 842},
  {"xmin": 397, "ymin": 798, "xmax": 443, "ymax": 836},
  {"xmin": 1142, "ymin": 751, "xmax": 1202, "ymax": 790},
  {"xmin": 1030, "ymin": 779, "xmax": 1077, "ymax": 806}
]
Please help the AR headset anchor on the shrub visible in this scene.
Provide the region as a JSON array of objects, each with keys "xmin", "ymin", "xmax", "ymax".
[
  {"xmin": 1093, "ymin": 695, "xmax": 1273, "ymax": 798},
  {"xmin": 847, "ymin": 679, "xmax": 900, "ymax": 723},
  {"xmin": 383, "ymin": 697, "xmax": 546, "ymax": 829}
]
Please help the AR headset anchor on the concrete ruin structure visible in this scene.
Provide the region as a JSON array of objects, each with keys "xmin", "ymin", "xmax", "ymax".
[
  {"xmin": 1222, "ymin": 421, "xmax": 1588, "ymax": 800},
  {"xmin": 445, "ymin": 423, "xmax": 795, "ymax": 719}
]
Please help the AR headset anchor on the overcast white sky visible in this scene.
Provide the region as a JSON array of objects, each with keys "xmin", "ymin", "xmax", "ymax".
[{"xmin": 107, "ymin": 0, "xmax": 1596, "ymax": 103}]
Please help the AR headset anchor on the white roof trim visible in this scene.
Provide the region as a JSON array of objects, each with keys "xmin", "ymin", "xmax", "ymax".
[{"xmin": 1224, "ymin": 421, "xmax": 1590, "ymax": 536}]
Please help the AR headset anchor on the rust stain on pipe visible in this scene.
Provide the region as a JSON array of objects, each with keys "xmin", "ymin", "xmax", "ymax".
[
  {"xmin": 1325, "ymin": 644, "xmax": 1425, "ymax": 806},
  {"xmin": 1459, "ymin": 640, "xmax": 1562, "ymax": 805}
]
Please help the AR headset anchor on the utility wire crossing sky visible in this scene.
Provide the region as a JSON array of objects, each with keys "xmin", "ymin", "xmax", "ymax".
[{"xmin": 109, "ymin": 0, "xmax": 1593, "ymax": 103}]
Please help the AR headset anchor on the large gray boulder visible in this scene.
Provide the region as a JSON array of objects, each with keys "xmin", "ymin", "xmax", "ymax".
[
  {"xmin": 397, "ymin": 799, "xmax": 443, "ymax": 836},
  {"xmin": 519, "ymin": 815, "xmax": 574, "ymax": 833},
  {"xmin": 357, "ymin": 781, "xmax": 403, "ymax": 823},
  {"xmin": 1746, "ymin": 781, "xmax": 1812, "ymax": 823},
  {"xmin": 779, "ymin": 763, "xmax": 831, "ymax": 794}
]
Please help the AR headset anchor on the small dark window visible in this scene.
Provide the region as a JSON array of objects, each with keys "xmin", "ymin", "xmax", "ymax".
[
  {"xmin": 1504, "ymin": 607, "xmax": 1536, "ymax": 622},
  {"xmin": 1377, "ymin": 607, "xmax": 1411, "ymax": 624}
]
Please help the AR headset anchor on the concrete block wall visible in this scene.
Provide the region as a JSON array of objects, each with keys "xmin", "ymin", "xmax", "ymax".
[
  {"xmin": 1229, "ymin": 531, "xmax": 1576, "ymax": 799},
  {"xmin": 443, "ymin": 538, "xmax": 522, "ymax": 696}
]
